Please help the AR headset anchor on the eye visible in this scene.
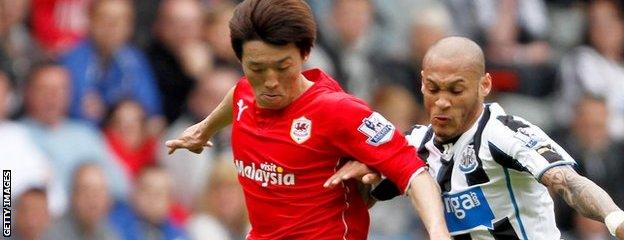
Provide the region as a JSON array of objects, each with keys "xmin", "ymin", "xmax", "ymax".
[
  {"xmin": 451, "ymin": 87, "xmax": 464, "ymax": 95},
  {"xmin": 427, "ymin": 86, "xmax": 440, "ymax": 94},
  {"xmin": 250, "ymin": 67, "xmax": 264, "ymax": 73},
  {"xmin": 277, "ymin": 65, "xmax": 290, "ymax": 71}
]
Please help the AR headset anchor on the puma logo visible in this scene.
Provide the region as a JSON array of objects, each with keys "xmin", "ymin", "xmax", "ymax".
[{"xmin": 237, "ymin": 99, "xmax": 248, "ymax": 121}]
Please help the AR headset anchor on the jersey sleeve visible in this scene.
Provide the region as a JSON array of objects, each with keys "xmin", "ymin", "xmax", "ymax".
[
  {"xmin": 330, "ymin": 97, "xmax": 426, "ymax": 194},
  {"xmin": 404, "ymin": 125, "xmax": 430, "ymax": 147},
  {"xmin": 487, "ymin": 115, "xmax": 576, "ymax": 181}
]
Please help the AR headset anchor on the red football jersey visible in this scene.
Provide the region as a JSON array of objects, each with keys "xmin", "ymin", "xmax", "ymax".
[{"xmin": 231, "ymin": 68, "xmax": 425, "ymax": 240}]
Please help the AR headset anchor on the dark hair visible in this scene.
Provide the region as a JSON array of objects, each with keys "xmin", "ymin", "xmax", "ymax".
[{"xmin": 229, "ymin": 0, "xmax": 317, "ymax": 60}]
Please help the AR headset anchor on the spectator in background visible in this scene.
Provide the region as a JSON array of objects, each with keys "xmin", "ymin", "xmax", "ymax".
[
  {"xmin": 557, "ymin": 0, "xmax": 624, "ymax": 141},
  {"xmin": 60, "ymin": 0, "xmax": 163, "ymax": 128},
  {"xmin": 187, "ymin": 156, "xmax": 248, "ymax": 240},
  {"xmin": 45, "ymin": 163, "xmax": 120, "ymax": 240},
  {"xmin": 110, "ymin": 166, "xmax": 188, "ymax": 240},
  {"xmin": 202, "ymin": 2, "xmax": 239, "ymax": 70},
  {"xmin": 0, "ymin": 71, "xmax": 55, "ymax": 215},
  {"xmin": 148, "ymin": 0, "xmax": 211, "ymax": 123},
  {"xmin": 371, "ymin": 84, "xmax": 424, "ymax": 132},
  {"xmin": 131, "ymin": 0, "xmax": 160, "ymax": 48},
  {"xmin": 12, "ymin": 188, "xmax": 51, "ymax": 240},
  {"xmin": 552, "ymin": 95, "xmax": 624, "ymax": 239},
  {"xmin": 485, "ymin": 0, "xmax": 552, "ymax": 66},
  {"xmin": 363, "ymin": 0, "xmax": 443, "ymax": 60},
  {"xmin": 31, "ymin": 0, "xmax": 90, "ymax": 55},
  {"xmin": 21, "ymin": 64, "xmax": 130, "ymax": 216},
  {"xmin": 485, "ymin": 0, "xmax": 555, "ymax": 96},
  {"xmin": 374, "ymin": 4, "xmax": 452, "ymax": 101},
  {"xmin": 367, "ymin": 84, "xmax": 427, "ymax": 240},
  {"xmin": 319, "ymin": 0, "xmax": 377, "ymax": 101},
  {"xmin": 159, "ymin": 68, "xmax": 239, "ymax": 209},
  {"xmin": 0, "ymin": 0, "xmax": 43, "ymax": 84},
  {"xmin": 103, "ymin": 99, "xmax": 156, "ymax": 178},
  {"xmin": 442, "ymin": 0, "xmax": 555, "ymax": 96}
]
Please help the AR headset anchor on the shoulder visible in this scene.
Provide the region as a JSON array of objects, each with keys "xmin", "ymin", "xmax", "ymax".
[
  {"xmin": 485, "ymin": 103, "xmax": 566, "ymax": 158},
  {"xmin": 64, "ymin": 120, "xmax": 106, "ymax": 140},
  {"xmin": 118, "ymin": 45, "xmax": 151, "ymax": 63},
  {"xmin": 61, "ymin": 40, "xmax": 92, "ymax": 59},
  {"xmin": 233, "ymin": 77, "xmax": 250, "ymax": 94},
  {"xmin": 65, "ymin": 119, "xmax": 97, "ymax": 132},
  {"xmin": 313, "ymin": 93, "xmax": 376, "ymax": 127},
  {"xmin": 0, "ymin": 121, "xmax": 29, "ymax": 135},
  {"xmin": 482, "ymin": 103, "xmax": 555, "ymax": 158},
  {"xmin": 484, "ymin": 103, "xmax": 545, "ymax": 140},
  {"xmin": 404, "ymin": 124, "xmax": 431, "ymax": 147}
]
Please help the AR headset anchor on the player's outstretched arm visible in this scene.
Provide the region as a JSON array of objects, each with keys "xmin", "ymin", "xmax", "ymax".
[
  {"xmin": 541, "ymin": 165, "xmax": 624, "ymax": 239},
  {"xmin": 324, "ymin": 162, "xmax": 450, "ymax": 238},
  {"xmin": 166, "ymin": 86, "xmax": 235, "ymax": 154},
  {"xmin": 407, "ymin": 171, "xmax": 451, "ymax": 239}
]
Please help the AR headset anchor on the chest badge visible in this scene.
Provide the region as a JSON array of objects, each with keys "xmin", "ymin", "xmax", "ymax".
[
  {"xmin": 459, "ymin": 144, "xmax": 478, "ymax": 173},
  {"xmin": 291, "ymin": 116, "xmax": 312, "ymax": 144}
]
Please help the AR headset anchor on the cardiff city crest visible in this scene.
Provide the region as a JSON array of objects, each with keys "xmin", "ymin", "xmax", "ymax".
[{"xmin": 291, "ymin": 116, "xmax": 312, "ymax": 144}]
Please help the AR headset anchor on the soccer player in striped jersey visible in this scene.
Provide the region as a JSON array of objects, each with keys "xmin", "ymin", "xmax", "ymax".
[{"xmin": 326, "ymin": 37, "xmax": 624, "ymax": 239}]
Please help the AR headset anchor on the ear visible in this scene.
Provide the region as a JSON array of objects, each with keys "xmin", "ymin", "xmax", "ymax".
[
  {"xmin": 302, "ymin": 51, "xmax": 311, "ymax": 63},
  {"xmin": 480, "ymin": 73, "xmax": 492, "ymax": 97}
]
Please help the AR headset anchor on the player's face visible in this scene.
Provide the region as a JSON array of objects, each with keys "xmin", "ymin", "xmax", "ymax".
[
  {"xmin": 421, "ymin": 59, "xmax": 490, "ymax": 141},
  {"xmin": 241, "ymin": 40, "xmax": 306, "ymax": 109}
]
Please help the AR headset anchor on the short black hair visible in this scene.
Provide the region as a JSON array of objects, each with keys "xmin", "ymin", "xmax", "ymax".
[{"xmin": 229, "ymin": 0, "xmax": 317, "ymax": 60}]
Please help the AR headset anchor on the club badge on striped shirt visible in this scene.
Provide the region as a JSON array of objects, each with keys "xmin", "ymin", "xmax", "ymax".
[{"xmin": 459, "ymin": 144, "xmax": 478, "ymax": 173}]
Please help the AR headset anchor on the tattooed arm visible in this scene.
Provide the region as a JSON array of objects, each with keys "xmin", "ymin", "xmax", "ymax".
[{"xmin": 541, "ymin": 165, "xmax": 624, "ymax": 238}]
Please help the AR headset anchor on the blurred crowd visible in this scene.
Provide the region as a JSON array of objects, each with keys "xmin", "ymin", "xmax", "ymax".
[{"xmin": 0, "ymin": 0, "xmax": 623, "ymax": 239}]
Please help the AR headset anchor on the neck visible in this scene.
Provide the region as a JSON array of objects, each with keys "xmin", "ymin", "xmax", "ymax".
[
  {"xmin": 78, "ymin": 220, "xmax": 97, "ymax": 235},
  {"xmin": 31, "ymin": 114, "xmax": 63, "ymax": 128},
  {"xmin": 293, "ymin": 74, "xmax": 314, "ymax": 99}
]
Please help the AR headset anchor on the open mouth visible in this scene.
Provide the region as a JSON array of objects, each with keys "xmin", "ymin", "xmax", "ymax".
[{"xmin": 432, "ymin": 115, "xmax": 451, "ymax": 124}]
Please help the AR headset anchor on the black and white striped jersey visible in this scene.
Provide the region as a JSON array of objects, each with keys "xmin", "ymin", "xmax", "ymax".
[{"xmin": 402, "ymin": 103, "xmax": 575, "ymax": 239}]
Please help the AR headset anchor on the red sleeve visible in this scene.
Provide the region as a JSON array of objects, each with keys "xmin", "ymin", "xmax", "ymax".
[{"xmin": 331, "ymin": 96, "xmax": 426, "ymax": 194}]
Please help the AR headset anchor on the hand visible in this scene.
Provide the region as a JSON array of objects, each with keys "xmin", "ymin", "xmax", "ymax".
[
  {"xmin": 617, "ymin": 222, "xmax": 624, "ymax": 239},
  {"xmin": 165, "ymin": 121, "xmax": 213, "ymax": 154},
  {"xmin": 323, "ymin": 160, "xmax": 380, "ymax": 188}
]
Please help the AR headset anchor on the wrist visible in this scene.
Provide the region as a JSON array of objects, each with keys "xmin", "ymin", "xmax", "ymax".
[
  {"xmin": 196, "ymin": 120, "xmax": 212, "ymax": 139},
  {"xmin": 427, "ymin": 226, "xmax": 451, "ymax": 239},
  {"xmin": 428, "ymin": 232, "xmax": 451, "ymax": 240},
  {"xmin": 605, "ymin": 210, "xmax": 624, "ymax": 236}
]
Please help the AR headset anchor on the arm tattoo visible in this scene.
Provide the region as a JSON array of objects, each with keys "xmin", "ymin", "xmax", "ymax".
[{"xmin": 541, "ymin": 166, "xmax": 621, "ymax": 222}]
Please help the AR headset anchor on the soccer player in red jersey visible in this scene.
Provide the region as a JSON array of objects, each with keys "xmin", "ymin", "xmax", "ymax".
[{"xmin": 166, "ymin": 0, "xmax": 450, "ymax": 239}]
